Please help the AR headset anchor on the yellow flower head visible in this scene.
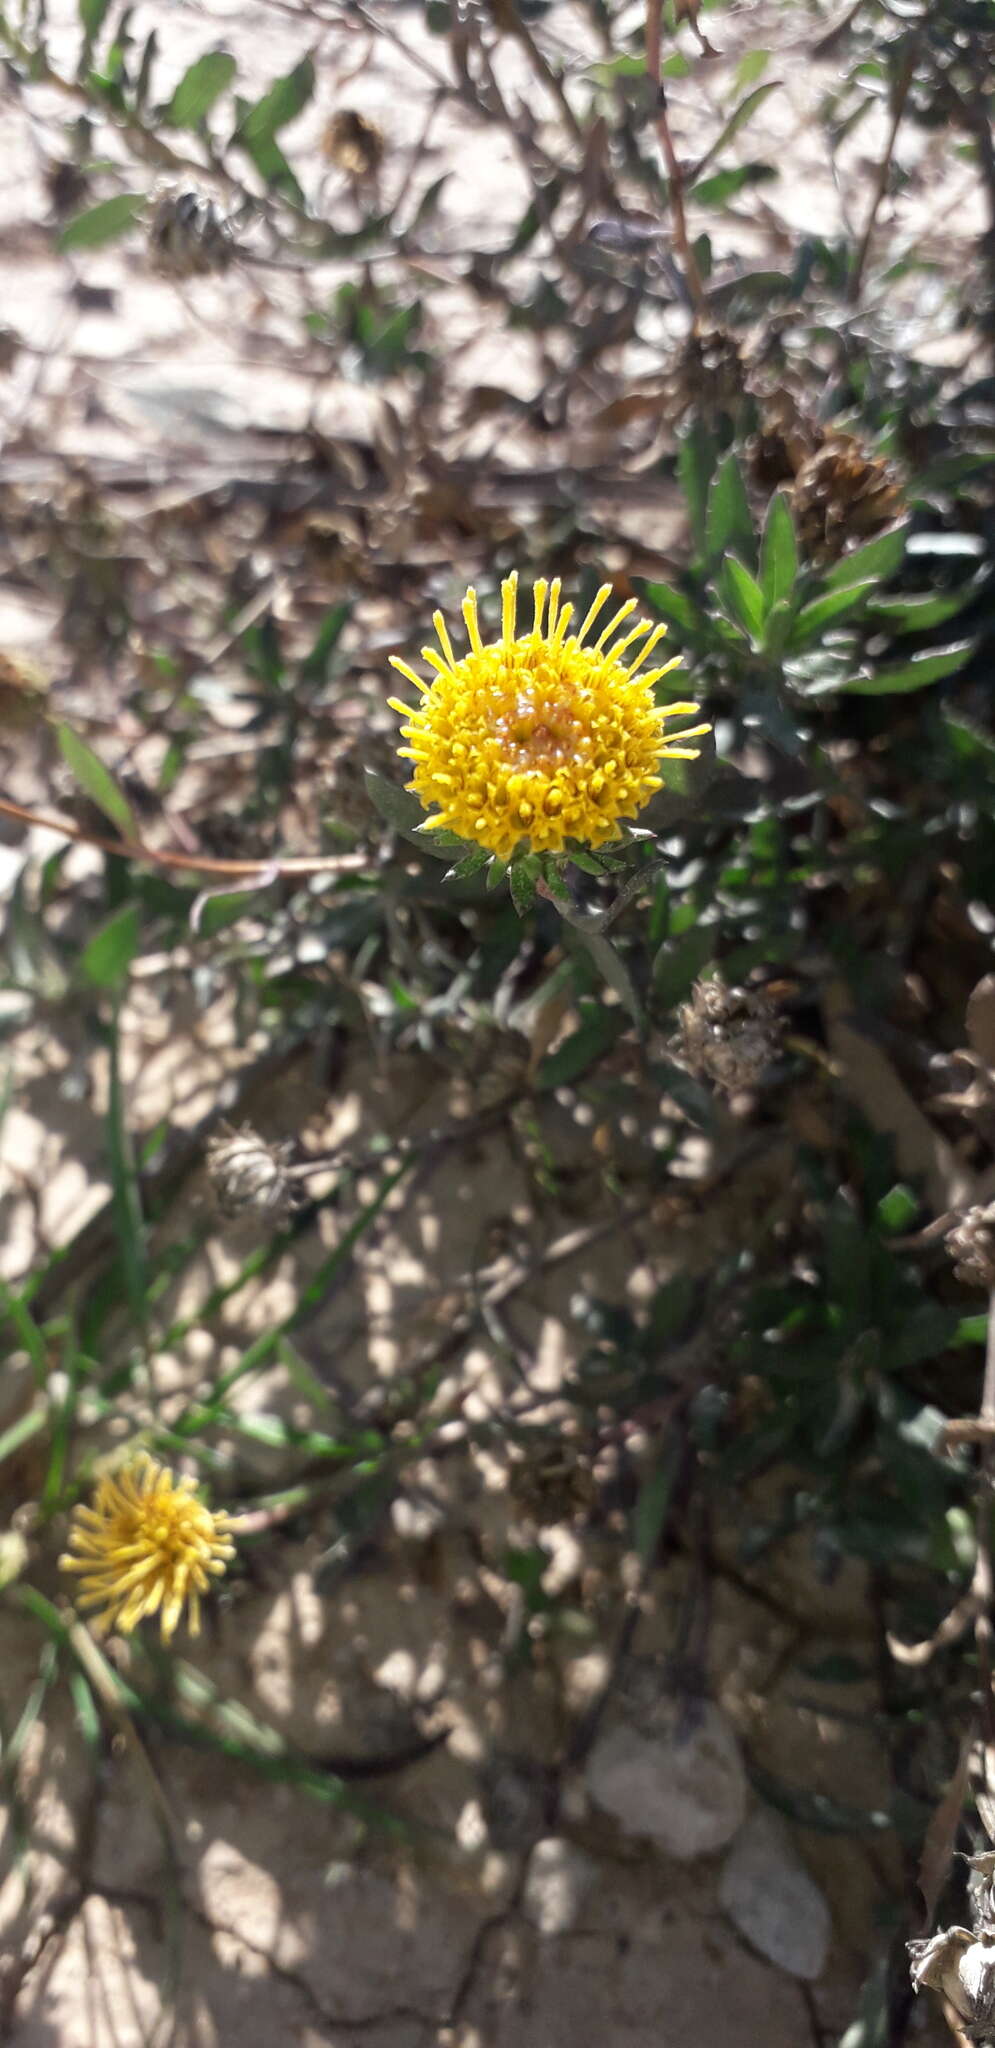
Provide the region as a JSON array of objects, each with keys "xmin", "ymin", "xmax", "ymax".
[
  {"xmin": 388, "ymin": 572, "xmax": 709, "ymax": 862},
  {"xmin": 60, "ymin": 1454, "xmax": 235, "ymax": 1644}
]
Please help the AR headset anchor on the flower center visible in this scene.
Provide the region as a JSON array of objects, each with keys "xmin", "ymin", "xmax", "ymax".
[{"xmin": 504, "ymin": 692, "xmax": 579, "ymax": 770}]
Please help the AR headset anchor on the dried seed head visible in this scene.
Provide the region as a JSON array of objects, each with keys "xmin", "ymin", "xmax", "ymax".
[
  {"xmin": 790, "ymin": 433, "xmax": 903, "ymax": 563},
  {"xmin": 322, "ymin": 109, "xmax": 385, "ymax": 180},
  {"xmin": 929, "ymin": 1047, "xmax": 995, "ymax": 1123},
  {"xmin": 148, "ymin": 188, "xmax": 239, "ymax": 280},
  {"xmin": 205, "ymin": 1122, "xmax": 297, "ymax": 1220},
  {"xmin": 677, "ymin": 977, "xmax": 782, "ymax": 1094},
  {"xmin": 747, "ymin": 391, "xmax": 823, "ymax": 493},
  {"xmin": 673, "ymin": 323, "xmax": 748, "ymax": 423},
  {"xmin": 910, "ymin": 1927, "xmax": 995, "ymax": 2033},
  {"xmin": 946, "ymin": 1203, "xmax": 995, "ymax": 1290}
]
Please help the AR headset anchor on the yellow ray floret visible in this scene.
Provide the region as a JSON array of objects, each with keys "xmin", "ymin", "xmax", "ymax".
[
  {"xmin": 388, "ymin": 572, "xmax": 709, "ymax": 861},
  {"xmin": 60, "ymin": 1454, "xmax": 236, "ymax": 1644}
]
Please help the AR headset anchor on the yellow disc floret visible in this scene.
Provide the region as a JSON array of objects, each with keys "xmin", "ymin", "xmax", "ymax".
[
  {"xmin": 388, "ymin": 572, "xmax": 710, "ymax": 862},
  {"xmin": 60, "ymin": 1454, "xmax": 236, "ymax": 1643}
]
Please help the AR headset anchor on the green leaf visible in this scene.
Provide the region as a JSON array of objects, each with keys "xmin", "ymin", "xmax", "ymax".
[
  {"xmin": 706, "ymin": 455, "xmax": 754, "ymax": 564},
  {"xmin": 535, "ymin": 1002, "xmax": 627, "ymax": 1090},
  {"xmin": 845, "ymin": 641, "xmax": 972, "ymax": 695},
  {"xmin": 651, "ymin": 925, "xmax": 714, "ymax": 1013},
  {"xmin": 691, "ymin": 80, "xmax": 781, "ymax": 182},
  {"xmin": 508, "ymin": 857, "xmax": 540, "ymax": 917},
  {"xmin": 79, "ymin": 0, "xmax": 114, "ymax": 43},
  {"xmin": 677, "ymin": 420, "xmax": 716, "ymax": 556},
  {"xmin": 690, "ymin": 162, "xmax": 778, "ymax": 206},
  {"xmin": 875, "ymin": 1184, "xmax": 918, "ymax": 1234},
  {"xmin": 445, "ymin": 845, "xmax": 491, "ymax": 882},
  {"xmin": 824, "ymin": 520, "xmax": 909, "ymax": 589},
  {"xmin": 363, "ymin": 768, "xmax": 465, "ymax": 861},
  {"xmin": 194, "ymin": 889, "xmax": 270, "ymax": 938},
  {"xmin": 720, "ymin": 556, "xmax": 766, "ymax": 639},
  {"xmin": 134, "ymin": 28, "xmax": 158, "ymax": 110},
  {"xmin": 789, "ymin": 581, "xmax": 875, "ymax": 646},
  {"xmin": 165, "ymin": 50, "xmax": 237, "ymax": 128},
  {"xmin": 78, "ymin": 903, "xmax": 140, "ymax": 990},
  {"xmin": 298, "ymin": 601, "xmax": 351, "ymax": 684},
  {"xmin": 734, "ymin": 47, "xmax": 771, "ymax": 90},
  {"xmin": 642, "ymin": 581, "xmax": 699, "ymax": 635},
  {"xmin": 363, "ymin": 767, "xmax": 425, "ymax": 836},
  {"xmin": 237, "ymin": 54, "xmax": 314, "ymax": 140},
  {"xmin": 58, "ymin": 192, "xmax": 145, "ymax": 252},
  {"xmin": 581, "ymin": 931, "xmax": 643, "ymax": 1029},
  {"xmin": 953, "ymin": 1313, "xmax": 988, "ymax": 1348},
  {"xmin": 759, "ymin": 491, "xmax": 798, "ymax": 611},
  {"xmin": 760, "ymin": 594, "xmax": 795, "ymax": 658},
  {"xmin": 58, "ymin": 726, "xmax": 138, "ymax": 837},
  {"xmin": 867, "ymin": 586, "xmax": 974, "ymax": 632}
]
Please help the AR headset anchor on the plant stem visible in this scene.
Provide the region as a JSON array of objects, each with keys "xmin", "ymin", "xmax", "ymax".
[
  {"xmin": 847, "ymin": 37, "xmax": 915, "ymax": 303},
  {"xmin": 644, "ymin": 0, "xmax": 707, "ymax": 315},
  {"xmin": 0, "ymin": 791, "xmax": 368, "ymax": 881},
  {"xmin": 975, "ymin": 1287, "xmax": 995, "ymax": 1743}
]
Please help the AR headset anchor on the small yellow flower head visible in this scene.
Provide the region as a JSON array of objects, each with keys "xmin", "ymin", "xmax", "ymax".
[
  {"xmin": 60, "ymin": 1454, "xmax": 236, "ymax": 1644},
  {"xmin": 388, "ymin": 573, "xmax": 710, "ymax": 862}
]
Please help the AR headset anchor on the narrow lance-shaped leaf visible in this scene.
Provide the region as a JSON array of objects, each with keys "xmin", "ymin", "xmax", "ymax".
[
  {"xmin": 677, "ymin": 420, "xmax": 716, "ymax": 557},
  {"xmin": 58, "ymin": 726, "xmax": 139, "ymax": 838},
  {"xmin": 720, "ymin": 555, "xmax": 766, "ymax": 639},
  {"xmin": 760, "ymin": 491, "xmax": 798, "ymax": 611},
  {"xmin": 78, "ymin": 902, "xmax": 140, "ymax": 991},
  {"xmin": 690, "ymin": 80, "xmax": 781, "ymax": 182},
  {"xmin": 844, "ymin": 641, "xmax": 972, "ymax": 695},
  {"xmin": 59, "ymin": 192, "xmax": 146, "ymax": 253},
  {"xmin": 236, "ymin": 54, "xmax": 315, "ymax": 141},
  {"xmin": 706, "ymin": 455, "xmax": 755, "ymax": 565},
  {"xmin": 824, "ymin": 520, "xmax": 909, "ymax": 589},
  {"xmin": 165, "ymin": 50, "xmax": 237, "ymax": 129},
  {"xmin": 788, "ymin": 581, "xmax": 875, "ymax": 648}
]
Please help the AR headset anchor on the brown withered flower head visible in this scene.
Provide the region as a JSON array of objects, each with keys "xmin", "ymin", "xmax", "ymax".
[
  {"xmin": 322, "ymin": 110, "xmax": 385, "ymax": 181},
  {"xmin": 945, "ymin": 1202, "xmax": 995, "ymax": 1290},
  {"xmin": 677, "ymin": 977, "xmax": 783, "ymax": 1095},
  {"xmin": 148, "ymin": 188, "xmax": 239, "ymax": 280},
  {"xmin": 673, "ymin": 323, "xmax": 748, "ymax": 426},
  {"xmin": 910, "ymin": 1926, "xmax": 995, "ymax": 2037},
  {"xmin": 790, "ymin": 432, "xmax": 903, "ymax": 563},
  {"xmin": 747, "ymin": 390, "xmax": 824, "ymax": 494},
  {"xmin": 205, "ymin": 1123, "xmax": 298, "ymax": 1221}
]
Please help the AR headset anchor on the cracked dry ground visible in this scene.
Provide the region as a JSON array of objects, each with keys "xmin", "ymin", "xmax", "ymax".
[{"xmin": 0, "ymin": 1011, "xmax": 953, "ymax": 2048}]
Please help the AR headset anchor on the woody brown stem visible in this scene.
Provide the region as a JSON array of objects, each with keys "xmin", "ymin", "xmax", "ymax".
[
  {"xmin": 0, "ymin": 792, "xmax": 368, "ymax": 880},
  {"xmin": 645, "ymin": 0, "xmax": 707, "ymax": 316}
]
